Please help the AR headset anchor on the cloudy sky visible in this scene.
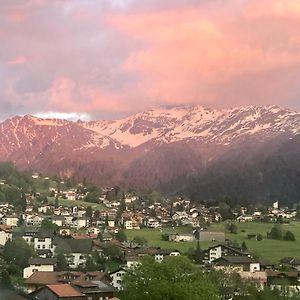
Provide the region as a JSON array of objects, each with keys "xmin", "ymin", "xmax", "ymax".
[{"xmin": 1, "ymin": 0, "xmax": 300, "ymax": 120}]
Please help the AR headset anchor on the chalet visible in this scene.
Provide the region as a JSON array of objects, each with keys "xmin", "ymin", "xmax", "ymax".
[
  {"xmin": 280, "ymin": 257, "xmax": 300, "ymax": 271},
  {"xmin": 154, "ymin": 249, "xmax": 181, "ymax": 263},
  {"xmin": 212, "ymin": 256, "xmax": 260, "ymax": 273},
  {"xmin": 72, "ymin": 280, "xmax": 115, "ymax": 299},
  {"xmin": 109, "ymin": 267, "xmax": 127, "ymax": 290},
  {"xmin": 58, "ymin": 227, "xmax": 71, "ymax": 236},
  {"xmin": 66, "ymin": 191, "xmax": 77, "ymax": 201},
  {"xmin": 203, "ymin": 244, "xmax": 250, "ymax": 263},
  {"xmin": 147, "ymin": 219, "xmax": 160, "ymax": 228},
  {"xmin": 0, "ymin": 225, "xmax": 12, "ymax": 245},
  {"xmin": 23, "ymin": 258, "xmax": 56, "ymax": 279},
  {"xmin": 54, "ymin": 238, "xmax": 93, "ymax": 269},
  {"xmin": 172, "ymin": 212, "xmax": 189, "ymax": 222},
  {"xmin": 52, "ymin": 215, "xmax": 66, "ymax": 227},
  {"xmin": 25, "ymin": 271, "xmax": 112, "ymax": 293},
  {"xmin": 266, "ymin": 271, "xmax": 300, "ymax": 296},
  {"xmin": 169, "ymin": 233, "xmax": 195, "ymax": 242},
  {"xmin": 33, "ymin": 230, "xmax": 55, "ymax": 255},
  {"xmin": 25, "ymin": 214, "xmax": 44, "ymax": 227},
  {"xmin": 29, "ymin": 284, "xmax": 84, "ymax": 300},
  {"xmin": 237, "ymin": 215, "xmax": 253, "ymax": 222},
  {"xmin": 2, "ymin": 215, "xmax": 18, "ymax": 227},
  {"xmin": 123, "ymin": 219, "xmax": 133, "ymax": 230}
]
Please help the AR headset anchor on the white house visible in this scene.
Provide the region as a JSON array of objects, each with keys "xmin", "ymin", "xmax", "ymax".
[
  {"xmin": 33, "ymin": 231, "xmax": 54, "ymax": 253},
  {"xmin": 124, "ymin": 219, "xmax": 133, "ymax": 230},
  {"xmin": 109, "ymin": 267, "xmax": 127, "ymax": 290},
  {"xmin": 3, "ymin": 215, "xmax": 18, "ymax": 227},
  {"xmin": 23, "ymin": 258, "xmax": 56, "ymax": 278},
  {"xmin": 0, "ymin": 225, "xmax": 12, "ymax": 245},
  {"xmin": 66, "ymin": 191, "xmax": 76, "ymax": 201},
  {"xmin": 154, "ymin": 250, "xmax": 181, "ymax": 263}
]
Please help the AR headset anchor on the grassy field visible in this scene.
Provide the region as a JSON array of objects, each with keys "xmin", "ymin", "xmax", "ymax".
[
  {"xmin": 126, "ymin": 222, "xmax": 300, "ymax": 263},
  {"xmin": 47, "ymin": 197, "xmax": 105, "ymax": 211},
  {"xmin": 125, "ymin": 226, "xmax": 215, "ymax": 253}
]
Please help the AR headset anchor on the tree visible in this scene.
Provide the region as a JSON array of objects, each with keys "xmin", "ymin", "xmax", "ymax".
[
  {"xmin": 195, "ymin": 240, "xmax": 203, "ymax": 264},
  {"xmin": 57, "ymin": 253, "xmax": 68, "ymax": 271},
  {"xmin": 54, "ymin": 196, "xmax": 59, "ymax": 208},
  {"xmin": 119, "ymin": 256, "xmax": 219, "ymax": 300},
  {"xmin": 133, "ymin": 236, "xmax": 147, "ymax": 246},
  {"xmin": 241, "ymin": 241, "xmax": 248, "ymax": 251},
  {"xmin": 116, "ymin": 229, "xmax": 127, "ymax": 242},
  {"xmin": 3, "ymin": 238, "xmax": 35, "ymax": 268},
  {"xmin": 103, "ymin": 244, "xmax": 123, "ymax": 260},
  {"xmin": 41, "ymin": 218, "xmax": 58, "ymax": 231},
  {"xmin": 86, "ymin": 206, "xmax": 93, "ymax": 220},
  {"xmin": 268, "ymin": 225, "xmax": 283, "ymax": 240},
  {"xmin": 284, "ymin": 231, "xmax": 296, "ymax": 241},
  {"xmin": 226, "ymin": 222, "xmax": 238, "ymax": 234}
]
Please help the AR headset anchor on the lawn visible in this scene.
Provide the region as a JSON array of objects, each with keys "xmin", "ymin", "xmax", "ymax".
[
  {"xmin": 125, "ymin": 226, "xmax": 215, "ymax": 253},
  {"xmin": 210, "ymin": 221, "xmax": 300, "ymax": 263},
  {"xmin": 126, "ymin": 222, "xmax": 300, "ymax": 263},
  {"xmin": 47, "ymin": 197, "xmax": 105, "ymax": 211}
]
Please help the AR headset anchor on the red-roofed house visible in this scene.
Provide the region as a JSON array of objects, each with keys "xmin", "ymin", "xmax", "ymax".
[{"xmin": 30, "ymin": 284, "xmax": 84, "ymax": 299}]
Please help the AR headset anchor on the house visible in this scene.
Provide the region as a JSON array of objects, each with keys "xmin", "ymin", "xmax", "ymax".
[
  {"xmin": 239, "ymin": 271, "xmax": 267, "ymax": 289},
  {"xmin": 72, "ymin": 217, "xmax": 90, "ymax": 229},
  {"xmin": 52, "ymin": 215, "xmax": 66, "ymax": 227},
  {"xmin": 169, "ymin": 233, "xmax": 195, "ymax": 242},
  {"xmin": 54, "ymin": 238, "xmax": 93, "ymax": 269},
  {"xmin": 29, "ymin": 284, "xmax": 84, "ymax": 300},
  {"xmin": 67, "ymin": 191, "xmax": 77, "ymax": 201},
  {"xmin": 72, "ymin": 280, "xmax": 115, "ymax": 299},
  {"xmin": 107, "ymin": 217, "xmax": 115, "ymax": 228},
  {"xmin": 203, "ymin": 244, "xmax": 250, "ymax": 263},
  {"xmin": 58, "ymin": 227, "xmax": 71, "ymax": 236},
  {"xmin": 0, "ymin": 225, "xmax": 12, "ymax": 246},
  {"xmin": 266, "ymin": 271, "xmax": 300, "ymax": 297},
  {"xmin": 147, "ymin": 219, "xmax": 160, "ymax": 229},
  {"xmin": 280, "ymin": 257, "xmax": 300, "ymax": 271},
  {"xmin": 237, "ymin": 215, "xmax": 254, "ymax": 222},
  {"xmin": 212, "ymin": 256, "xmax": 260, "ymax": 273},
  {"xmin": 25, "ymin": 271, "xmax": 112, "ymax": 293},
  {"xmin": 172, "ymin": 212, "xmax": 189, "ymax": 222},
  {"xmin": 154, "ymin": 249, "xmax": 181, "ymax": 263},
  {"xmin": 23, "ymin": 258, "xmax": 56, "ymax": 279},
  {"xmin": 33, "ymin": 230, "xmax": 55, "ymax": 255},
  {"xmin": 2, "ymin": 215, "xmax": 18, "ymax": 227},
  {"xmin": 25, "ymin": 214, "xmax": 44, "ymax": 227},
  {"xmin": 109, "ymin": 267, "xmax": 127, "ymax": 290},
  {"xmin": 124, "ymin": 219, "xmax": 133, "ymax": 230}
]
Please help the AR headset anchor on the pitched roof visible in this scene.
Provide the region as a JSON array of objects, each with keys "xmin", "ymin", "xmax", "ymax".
[
  {"xmin": 25, "ymin": 271, "xmax": 111, "ymax": 286},
  {"xmin": 213, "ymin": 256, "xmax": 256, "ymax": 264},
  {"xmin": 25, "ymin": 271, "xmax": 58, "ymax": 285},
  {"xmin": 54, "ymin": 237, "xmax": 93, "ymax": 253},
  {"xmin": 0, "ymin": 225, "xmax": 12, "ymax": 233},
  {"xmin": 47, "ymin": 284, "xmax": 83, "ymax": 297}
]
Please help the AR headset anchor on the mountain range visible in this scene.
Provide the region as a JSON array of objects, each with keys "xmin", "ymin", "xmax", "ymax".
[{"xmin": 1, "ymin": 105, "xmax": 300, "ymax": 204}]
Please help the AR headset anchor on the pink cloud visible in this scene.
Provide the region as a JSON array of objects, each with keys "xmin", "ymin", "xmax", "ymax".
[
  {"xmin": 108, "ymin": 1, "xmax": 300, "ymax": 108},
  {"xmin": 7, "ymin": 56, "xmax": 27, "ymax": 65}
]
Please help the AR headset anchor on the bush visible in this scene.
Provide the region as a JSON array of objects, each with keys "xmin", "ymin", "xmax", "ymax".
[{"xmin": 284, "ymin": 231, "xmax": 296, "ymax": 241}]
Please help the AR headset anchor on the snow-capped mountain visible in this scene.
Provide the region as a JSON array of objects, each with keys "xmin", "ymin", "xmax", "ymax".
[{"xmin": 1, "ymin": 104, "xmax": 300, "ymax": 202}]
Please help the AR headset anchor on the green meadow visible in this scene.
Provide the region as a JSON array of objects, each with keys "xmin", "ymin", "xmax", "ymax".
[
  {"xmin": 125, "ymin": 221, "xmax": 300, "ymax": 263},
  {"xmin": 47, "ymin": 197, "xmax": 105, "ymax": 211}
]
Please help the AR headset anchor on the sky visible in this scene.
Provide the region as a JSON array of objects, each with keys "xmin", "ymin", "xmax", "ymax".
[{"xmin": 1, "ymin": 0, "xmax": 300, "ymax": 121}]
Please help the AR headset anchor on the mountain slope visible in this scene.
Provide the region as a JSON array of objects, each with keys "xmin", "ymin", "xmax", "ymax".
[{"xmin": 0, "ymin": 105, "xmax": 300, "ymax": 203}]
